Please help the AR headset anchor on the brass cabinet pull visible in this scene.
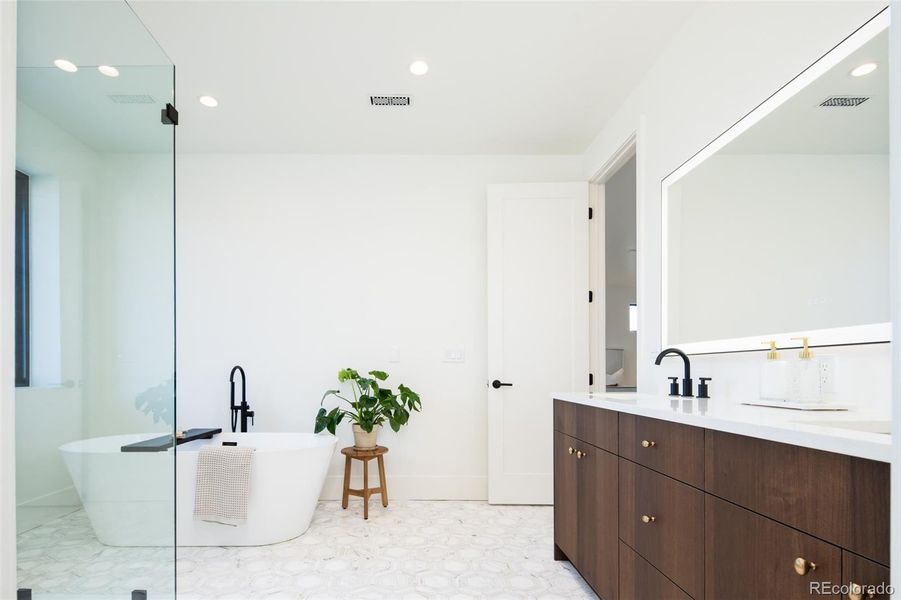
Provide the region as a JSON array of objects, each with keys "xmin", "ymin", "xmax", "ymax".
[
  {"xmin": 641, "ymin": 515, "xmax": 656, "ymax": 524},
  {"xmin": 641, "ymin": 440, "xmax": 656, "ymax": 448},
  {"xmin": 568, "ymin": 446, "xmax": 574, "ymax": 455},
  {"xmin": 793, "ymin": 557, "xmax": 817, "ymax": 576},
  {"xmin": 576, "ymin": 450, "xmax": 586, "ymax": 459},
  {"xmin": 848, "ymin": 581, "xmax": 875, "ymax": 600}
]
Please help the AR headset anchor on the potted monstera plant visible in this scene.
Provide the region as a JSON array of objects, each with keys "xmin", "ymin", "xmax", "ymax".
[{"xmin": 315, "ymin": 368, "xmax": 421, "ymax": 449}]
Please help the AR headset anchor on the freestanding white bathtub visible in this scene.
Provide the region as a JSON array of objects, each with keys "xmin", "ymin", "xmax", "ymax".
[{"xmin": 60, "ymin": 431, "xmax": 337, "ymax": 547}]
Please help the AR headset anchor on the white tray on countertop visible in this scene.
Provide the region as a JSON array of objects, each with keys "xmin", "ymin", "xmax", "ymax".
[{"xmin": 741, "ymin": 400, "xmax": 849, "ymax": 411}]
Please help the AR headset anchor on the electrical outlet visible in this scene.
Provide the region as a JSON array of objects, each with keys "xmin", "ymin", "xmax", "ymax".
[{"xmin": 819, "ymin": 355, "xmax": 835, "ymax": 394}]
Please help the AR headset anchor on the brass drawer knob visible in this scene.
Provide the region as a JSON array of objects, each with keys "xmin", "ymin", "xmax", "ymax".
[
  {"xmin": 576, "ymin": 450, "xmax": 586, "ymax": 459},
  {"xmin": 849, "ymin": 581, "xmax": 875, "ymax": 600},
  {"xmin": 641, "ymin": 515, "xmax": 656, "ymax": 524},
  {"xmin": 641, "ymin": 440, "xmax": 656, "ymax": 448},
  {"xmin": 793, "ymin": 557, "xmax": 817, "ymax": 576},
  {"xmin": 568, "ymin": 446, "xmax": 574, "ymax": 455}
]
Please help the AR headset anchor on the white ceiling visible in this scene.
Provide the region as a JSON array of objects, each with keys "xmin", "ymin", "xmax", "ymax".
[
  {"xmin": 17, "ymin": 66, "xmax": 175, "ymax": 153},
  {"xmin": 722, "ymin": 29, "xmax": 887, "ymax": 156},
  {"xmin": 18, "ymin": 0, "xmax": 171, "ymax": 68},
  {"xmin": 17, "ymin": 0, "xmax": 175, "ymax": 153},
  {"xmin": 118, "ymin": 1, "xmax": 698, "ymax": 154}
]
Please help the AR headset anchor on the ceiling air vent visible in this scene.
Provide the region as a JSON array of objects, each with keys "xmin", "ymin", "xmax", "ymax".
[
  {"xmin": 819, "ymin": 96, "xmax": 869, "ymax": 107},
  {"xmin": 370, "ymin": 95, "xmax": 411, "ymax": 106},
  {"xmin": 108, "ymin": 94, "xmax": 157, "ymax": 104}
]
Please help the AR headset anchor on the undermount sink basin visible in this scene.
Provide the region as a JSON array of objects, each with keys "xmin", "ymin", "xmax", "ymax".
[{"xmin": 793, "ymin": 419, "xmax": 891, "ymax": 435}]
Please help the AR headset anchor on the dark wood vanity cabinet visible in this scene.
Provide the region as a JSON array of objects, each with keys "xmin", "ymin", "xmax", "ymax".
[
  {"xmin": 555, "ymin": 399, "xmax": 618, "ymax": 453},
  {"xmin": 578, "ymin": 443, "xmax": 619, "ymax": 600},
  {"xmin": 619, "ymin": 413, "xmax": 704, "ymax": 487},
  {"xmin": 843, "ymin": 551, "xmax": 892, "ymax": 600},
  {"xmin": 553, "ymin": 399, "xmax": 890, "ymax": 600},
  {"xmin": 554, "ymin": 431, "xmax": 580, "ymax": 563},
  {"xmin": 620, "ymin": 542, "xmax": 692, "ymax": 600},
  {"xmin": 553, "ymin": 403, "xmax": 618, "ymax": 600},
  {"xmin": 706, "ymin": 430, "xmax": 890, "ymax": 565},
  {"xmin": 706, "ymin": 495, "xmax": 842, "ymax": 599},
  {"xmin": 619, "ymin": 459, "xmax": 704, "ymax": 599}
]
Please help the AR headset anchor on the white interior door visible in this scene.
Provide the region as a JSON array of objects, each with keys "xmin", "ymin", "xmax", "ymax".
[{"xmin": 487, "ymin": 182, "xmax": 589, "ymax": 505}]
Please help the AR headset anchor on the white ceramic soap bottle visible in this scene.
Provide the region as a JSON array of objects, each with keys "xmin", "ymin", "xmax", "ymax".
[
  {"xmin": 758, "ymin": 340, "xmax": 790, "ymax": 401},
  {"xmin": 789, "ymin": 336, "xmax": 822, "ymax": 403}
]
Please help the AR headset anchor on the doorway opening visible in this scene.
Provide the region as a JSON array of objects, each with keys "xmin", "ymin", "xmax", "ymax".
[{"xmin": 589, "ymin": 136, "xmax": 637, "ymax": 393}]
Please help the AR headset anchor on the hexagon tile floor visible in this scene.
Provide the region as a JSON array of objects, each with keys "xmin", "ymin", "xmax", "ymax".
[{"xmin": 18, "ymin": 500, "xmax": 596, "ymax": 599}]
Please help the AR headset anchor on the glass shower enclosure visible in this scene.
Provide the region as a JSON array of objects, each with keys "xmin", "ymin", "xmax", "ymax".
[{"xmin": 15, "ymin": 1, "xmax": 176, "ymax": 597}]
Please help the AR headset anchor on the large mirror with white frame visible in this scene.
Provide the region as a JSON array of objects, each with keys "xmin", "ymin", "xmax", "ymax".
[{"xmin": 661, "ymin": 10, "xmax": 890, "ymax": 354}]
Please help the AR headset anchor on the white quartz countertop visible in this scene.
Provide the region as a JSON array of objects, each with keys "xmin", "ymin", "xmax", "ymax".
[{"xmin": 553, "ymin": 392, "xmax": 891, "ymax": 463}]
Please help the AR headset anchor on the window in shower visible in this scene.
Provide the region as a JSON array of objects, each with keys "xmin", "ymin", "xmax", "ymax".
[{"xmin": 15, "ymin": 170, "xmax": 30, "ymax": 387}]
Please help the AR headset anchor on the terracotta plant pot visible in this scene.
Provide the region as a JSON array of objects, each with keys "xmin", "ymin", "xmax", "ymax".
[{"xmin": 352, "ymin": 424, "xmax": 380, "ymax": 450}]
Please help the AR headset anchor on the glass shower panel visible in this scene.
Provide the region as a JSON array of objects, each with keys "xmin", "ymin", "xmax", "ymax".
[{"xmin": 15, "ymin": 1, "xmax": 175, "ymax": 597}]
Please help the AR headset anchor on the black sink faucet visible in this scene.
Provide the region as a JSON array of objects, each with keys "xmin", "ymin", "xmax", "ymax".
[
  {"xmin": 230, "ymin": 365, "xmax": 254, "ymax": 433},
  {"xmin": 655, "ymin": 348, "xmax": 693, "ymax": 397}
]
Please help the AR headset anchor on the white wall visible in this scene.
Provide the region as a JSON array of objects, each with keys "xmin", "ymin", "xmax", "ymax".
[
  {"xmin": 13, "ymin": 101, "xmax": 94, "ymax": 510},
  {"xmin": 176, "ymin": 154, "xmax": 583, "ymax": 499},
  {"xmin": 583, "ymin": 0, "xmax": 891, "ymax": 412},
  {"xmin": 0, "ymin": 0, "xmax": 16, "ymax": 594},
  {"xmin": 669, "ymin": 153, "xmax": 889, "ymax": 344},
  {"xmin": 84, "ymin": 154, "xmax": 174, "ymax": 439},
  {"xmin": 13, "ymin": 105, "xmax": 173, "ymax": 515}
]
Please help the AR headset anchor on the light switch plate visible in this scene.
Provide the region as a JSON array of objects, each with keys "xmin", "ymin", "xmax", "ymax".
[
  {"xmin": 444, "ymin": 347, "xmax": 465, "ymax": 363},
  {"xmin": 387, "ymin": 346, "xmax": 400, "ymax": 363}
]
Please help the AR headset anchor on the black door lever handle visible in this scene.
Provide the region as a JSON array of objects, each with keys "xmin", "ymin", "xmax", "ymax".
[{"xmin": 491, "ymin": 380, "xmax": 513, "ymax": 389}]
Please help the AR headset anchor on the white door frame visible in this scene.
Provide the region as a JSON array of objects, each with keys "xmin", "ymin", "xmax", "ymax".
[{"xmin": 588, "ymin": 132, "xmax": 638, "ymax": 394}]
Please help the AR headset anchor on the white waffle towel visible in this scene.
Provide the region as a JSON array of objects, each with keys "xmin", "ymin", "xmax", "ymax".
[{"xmin": 193, "ymin": 445, "xmax": 256, "ymax": 526}]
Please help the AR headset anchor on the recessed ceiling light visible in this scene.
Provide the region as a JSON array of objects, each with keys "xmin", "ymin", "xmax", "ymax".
[
  {"xmin": 198, "ymin": 95, "xmax": 219, "ymax": 108},
  {"xmin": 850, "ymin": 62, "xmax": 878, "ymax": 77},
  {"xmin": 98, "ymin": 65, "xmax": 119, "ymax": 78},
  {"xmin": 53, "ymin": 59, "xmax": 78, "ymax": 73},
  {"xmin": 409, "ymin": 60, "xmax": 429, "ymax": 76}
]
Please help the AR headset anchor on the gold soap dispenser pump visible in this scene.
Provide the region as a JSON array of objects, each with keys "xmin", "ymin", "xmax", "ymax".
[
  {"xmin": 791, "ymin": 336, "xmax": 814, "ymax": 359},
  {"xmin": 759, "ymin": 340, "xmax": 789, "ymax": 401},
  {"xmin": 789, "ymin": 336, "xmax": 821, "ymax": 403}
]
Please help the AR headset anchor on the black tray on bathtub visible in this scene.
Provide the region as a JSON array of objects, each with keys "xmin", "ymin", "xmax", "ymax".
[{"xmin": 120, "ymin": 428, "xmax": 222, "ymax": 452}]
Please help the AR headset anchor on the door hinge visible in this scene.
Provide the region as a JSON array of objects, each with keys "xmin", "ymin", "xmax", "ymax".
[
  {"xmin": 589, "ymin": 373, "xmax": 594, "ymax": 386},
  {"xmin": 161, "ymin": 103, "xmax": 179, "ymax": 126},
  {"xmin": 589, "ymin": 290, "xmax": 593, "ymax": 303},
  {"xmin": 588, "ymin": 206, "xmax": 593, "ymax": 220}
]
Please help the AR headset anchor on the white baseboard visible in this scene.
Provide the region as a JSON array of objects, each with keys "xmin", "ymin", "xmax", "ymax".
[
  {"xmin": 20, "ymin": 480, "xmax": 489, "ymax": 507},
  {"xmin": 17, "ymin": 485, "xmax": 80, "ymax": 508},
  {"xmin": 319, "ymin": 475, "xmax": 487, "ymax": 501}
]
